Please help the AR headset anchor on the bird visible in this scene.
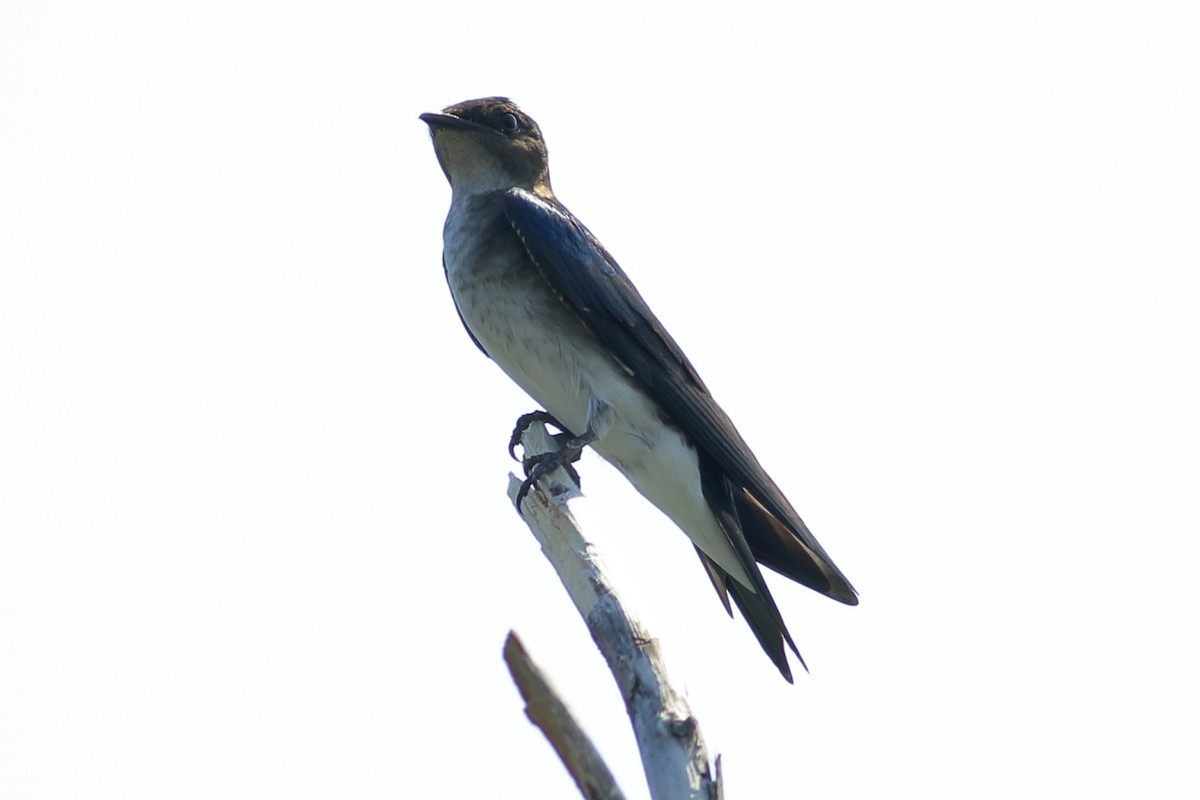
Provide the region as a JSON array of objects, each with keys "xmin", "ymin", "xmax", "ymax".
[{"xmin": 420, "ymin": 97, "xmax": 856, "ymax": 680}]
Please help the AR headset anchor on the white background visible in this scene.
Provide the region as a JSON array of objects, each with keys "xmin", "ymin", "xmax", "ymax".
[{"xmin": 2, "ymin": 2, "xmax": 1198, "ymax": 797}]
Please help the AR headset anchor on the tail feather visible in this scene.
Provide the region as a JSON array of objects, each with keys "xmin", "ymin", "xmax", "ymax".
[
  {"xmin": 698, "ymin": 457, "xmax": 803, "ymax": 681},
  {"xmin": 696, "ymin": 449, "xmax": 861, "ymax": 678},
  {"xmin": 696, "ymin": 550, "xmax": 734, "ymax": 617},
  {"xmin": 695, "ymin": 549, "xmax": 804, "ymax": 682}
]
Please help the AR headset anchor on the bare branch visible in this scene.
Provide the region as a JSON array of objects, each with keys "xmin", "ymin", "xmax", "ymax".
[
  {"xmin": 508, "ymin": 421, "xmax": 721, "ymax": 800},
  {"xmin": 504, "ymin": 632, "xmax": 627, "ymax": 800}
]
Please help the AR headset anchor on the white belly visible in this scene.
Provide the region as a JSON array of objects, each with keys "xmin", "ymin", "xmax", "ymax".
[{"xmin": 442, "ymin": 202, "xmax": 755, "ymax": 589}]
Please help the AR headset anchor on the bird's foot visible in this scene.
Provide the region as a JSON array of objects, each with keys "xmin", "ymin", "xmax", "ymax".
[
  {"xmin": 513, "ymin": 434, "xmax": 589, "ymax": 509},
  {"xmin": 508, "ymin": 410, "xmax": 571, "ymax": 461}
]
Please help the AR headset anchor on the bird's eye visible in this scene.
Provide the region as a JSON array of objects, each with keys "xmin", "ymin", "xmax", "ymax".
[{"xmin": 498, "ymin": 112, "xmax": 520, "ymax": 133}]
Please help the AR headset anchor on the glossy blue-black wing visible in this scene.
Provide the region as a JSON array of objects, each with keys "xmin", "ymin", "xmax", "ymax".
[
  {"xmin": 502, "ymin": 188, "xmax": 857, "ymax": 676},
  {"xmin": 502, "ymin": 188, "xmax": 855, "ymax": 596}
]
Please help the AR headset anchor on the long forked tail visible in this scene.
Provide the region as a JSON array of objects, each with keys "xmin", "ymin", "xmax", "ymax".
[
  {"xmin": 697, "ymin": 459, "xmax": 805, "ymax": 681},
  {"xmin": 695, "ymin": 452, "xmax": 859, "ymax": 680},
  {"xmin": 696, "ymin": 550, "xmax": 803, "ymax": 682}
]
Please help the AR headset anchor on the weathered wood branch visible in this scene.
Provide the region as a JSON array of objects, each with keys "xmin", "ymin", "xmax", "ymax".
[
  {"xmin": 506, "ymin": 421, "xmax": 721, "ymax": 800},
  {"xmin": 504, "ymin": 631, "xmax": 627, "ymax": 800}
]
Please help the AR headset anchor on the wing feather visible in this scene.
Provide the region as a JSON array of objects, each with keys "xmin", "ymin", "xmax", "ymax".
[{"xmin": 502, "ymin": 188, "xmax": 855, "ymax": 603}]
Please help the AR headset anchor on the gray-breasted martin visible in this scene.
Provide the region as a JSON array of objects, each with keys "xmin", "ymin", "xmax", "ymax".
[{"xmin": 421, "ymin": 97, "xmax": 856, "ymax": 680}]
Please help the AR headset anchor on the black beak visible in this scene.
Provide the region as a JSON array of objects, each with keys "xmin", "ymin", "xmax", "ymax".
[{"xmin": 419, "ymin": 112, "xmax": 500, "ymax": 135}]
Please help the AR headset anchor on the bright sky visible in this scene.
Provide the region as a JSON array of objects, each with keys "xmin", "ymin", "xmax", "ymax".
[{"xmin": 2, "ymin": 2, "xmax": 1198, "ymax": 798}]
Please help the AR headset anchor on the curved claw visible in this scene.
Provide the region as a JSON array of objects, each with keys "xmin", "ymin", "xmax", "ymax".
[
  {"xmin": 508, "ymin": 410, "xmax": 569, "ymax": 461},
  {"xmin": 563, "ymin": 461, "xmax": 581, "ymax": 487},
  {"xmin": 514, "ymin": 474, "xmax": 538, "ymax": 508},
  {"xmin": 513, "ymin": 449, "xmax": 584, "ymax": 509}
]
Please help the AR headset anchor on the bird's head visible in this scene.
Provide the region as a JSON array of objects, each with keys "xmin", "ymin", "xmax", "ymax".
[{"xmin": 420, "ymin": 97, "xmax": 551, "ymax": 198}]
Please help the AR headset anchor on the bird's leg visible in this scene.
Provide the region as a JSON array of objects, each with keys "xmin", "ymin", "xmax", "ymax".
[
  {"xmin": 508, "ymin": 410, "xmax": 571, "ymax": 461},
  {"xmin": 514, "ymin": 397, "xmax": 612, "ymax": 508},
  {"xmin": 514, "ymin": 428, "xmax": 594, "ymax": 508}
]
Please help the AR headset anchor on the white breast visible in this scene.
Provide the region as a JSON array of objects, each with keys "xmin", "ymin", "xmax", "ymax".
[{"xmin": 441, "ymin": 193, "xmax": 756, "ymax": 590}]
